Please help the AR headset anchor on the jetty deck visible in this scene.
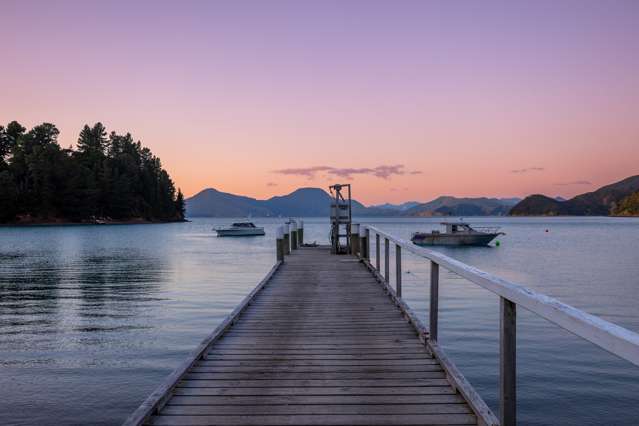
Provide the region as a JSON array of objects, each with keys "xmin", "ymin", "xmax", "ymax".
[
  {"xmin": 126, "ymin": 224, "xmax": 639, "ymax": 426},
  {"xmin": 136, "ymin": 247, "xmax": 478, "ymax": 426}
]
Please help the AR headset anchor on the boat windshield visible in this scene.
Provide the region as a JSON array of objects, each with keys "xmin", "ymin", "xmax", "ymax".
[{"xmin": 231, "ymin": 222, "xmax": 256, "ymax": 228}]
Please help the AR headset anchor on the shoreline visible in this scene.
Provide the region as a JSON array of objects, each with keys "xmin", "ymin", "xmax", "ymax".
[{"xmin": 0, "ymin": 218, "xmax": 189, "ymax": 227}]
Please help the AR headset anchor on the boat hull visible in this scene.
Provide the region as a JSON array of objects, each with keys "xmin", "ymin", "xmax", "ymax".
[
  {"xmin": 411, "ymin": 233, "xmax": 500, "ymax": 246},
  {"xmin": 216, "ymin": 228, "xmax": 265, "ymax": 237}
]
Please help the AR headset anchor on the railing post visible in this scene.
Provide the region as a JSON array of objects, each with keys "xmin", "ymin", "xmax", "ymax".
[
  {"xmin": 351, "ymin": 224, "xmax": 360, "ymax": 256},
  {"xmin": 298, "ymin": 220, "xmax": 304, "ymax": 246},
  {"xmin": 291, "ymin": 221, "xmax": 298, "ymax": 250},
  {"xmin": 384, "ymin": 238, "xmax": 390, "ymax": 283},
  {"xmin": 375, "ymin": 234, "xmax": 380, "ymax": 271},
  {"xmin": 358, "ymin": 226, "xmax": 368, "ymax": 260},
  {"xmin": 500, "ymin": 297, "xmax": 517, "ymax": 426},
  {"xmin": 430, "ymin": 261, "xmax": 439, "ymax": 342},
  {"xmin": 364, "ymin": 228, "xmax": 370, "ymax": 261},
  {"xmin": 276, "ymin": 226, "xmax": 284, "ymax": 262},
  {"xmin": 395, "ymin": 244, "xmax": 402, "ymax": 298},
  {"xmin": 283, "ymin": 223, "xmax": 290, "ymax": 255}
]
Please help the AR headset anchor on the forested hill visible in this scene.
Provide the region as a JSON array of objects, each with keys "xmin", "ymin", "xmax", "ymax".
[
  {"xmin": 0, "ymin": 121, "xmax": 185, "ymax": 224},
  {"xmin": 509, "ymin": 175, "xmax": 639, "ymax": 216}
]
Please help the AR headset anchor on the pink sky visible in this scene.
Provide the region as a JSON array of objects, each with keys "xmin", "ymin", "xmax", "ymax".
[{"xmin": 2, "ymin": 0, "xmax": 638, "ymax": 205}]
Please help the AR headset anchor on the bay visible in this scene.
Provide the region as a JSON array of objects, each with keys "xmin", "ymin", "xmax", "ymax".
[{"xmin": 1, "ymin": 217, "xmax": 638, "ymax": 425}]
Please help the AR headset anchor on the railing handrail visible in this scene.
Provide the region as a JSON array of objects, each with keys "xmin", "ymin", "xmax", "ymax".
[{"xmin": 362, "ymin": 225, "xmax": 639, "ymax": 367}]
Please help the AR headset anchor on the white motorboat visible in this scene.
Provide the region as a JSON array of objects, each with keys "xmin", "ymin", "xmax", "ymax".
[
  {"xmin": 411, "ymin": 222, "xmax": 504, "ymax": 246},
  {"xmin": 214, "ymin": 222, "xmax": 265, "ymax": 237}
]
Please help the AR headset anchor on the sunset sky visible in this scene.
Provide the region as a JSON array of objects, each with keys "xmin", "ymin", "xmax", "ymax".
[{"xmin": 2, "ymin": 0, "xmax": 638, "ymax": 205}]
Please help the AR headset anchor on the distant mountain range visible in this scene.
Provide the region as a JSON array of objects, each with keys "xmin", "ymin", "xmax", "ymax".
[
  {"xmin": 186, "ymin": 187, "xmax": 382, "ymax": 217},
  {"xmin": 369, "ymin": 201, "xmax": 421, "ymax": 211},
  {"xmin": 509, "ymin": 175, "xmax": 639, "ymax": 216},
  {"xmin": 186, "ymin": 175, "xmax": 639, "ymax": 218},
  {"xmin": 186, "ymin": 188, "xmax": 519, "ymax": 217}
]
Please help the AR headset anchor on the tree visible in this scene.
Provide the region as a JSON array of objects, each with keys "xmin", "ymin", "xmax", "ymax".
[
  {"xmin": 175, "ymin": 189, "xmax": 186, "ymax": 220},
  {"xmin": 0, "ymin": 170, "xmax": 17, "ymax": 221},
  {"xmin": 0, "ymin": 121, "xmax": 183, "ymax": 223}
]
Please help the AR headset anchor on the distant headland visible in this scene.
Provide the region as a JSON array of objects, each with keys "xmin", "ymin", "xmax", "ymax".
[
  {"xmin": 0, "ymin": 121, "xmax": 185, "ymax": 225},
  {"xmin": 509, "ymin": 175, "xmax": 639, "ymax": 216}
]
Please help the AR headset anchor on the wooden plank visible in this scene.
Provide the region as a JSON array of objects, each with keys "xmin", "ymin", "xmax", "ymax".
[
  {"xmin": 161, "ymin": 404, "xmax": 472, "ymax": 415},
  {"xmin": 185, "ymin": 371, "xmax": 444, "ymax": 380},
  {"xmin": 215, "ymin": 340, "xmax": 424, "ymax": 353},
  {"xmin": 184, "ymin": 371, "xmax": 446, "ymax": 380},
  {"xmin": 150, "ymin": 414, "xmax": 477, "ymax": 425},
  {"xmin": 205, "ymin": 353, "xmax": 431, "ymax": 360},
  {"xmin": 222, "ymin": 331, "xmax": 418, "ymax": 337},
  {"xmin": 190, "ymin": 365, "xmax": 440, "ymax": 373},
  {"xmin": 197, "ymin": 359, "xmax": 440, "ymax": 367},
  {"xmin": 177, "ymin": 378, "xmax": 453, "ymax": 388},
  {"xmin": 207, "ymin": 349, "xmax": 431, "ymax": 355},
  {"xmin": 172, "ymin": 388, "xmax": 460, "ymax": 397}
]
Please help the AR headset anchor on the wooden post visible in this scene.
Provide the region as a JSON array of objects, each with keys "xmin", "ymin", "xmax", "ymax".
[
  {"xmin": 375, "ymin": 234, "xmax": 380, "ymax": 272},
  {"xmin": 384, "ymin": 238, "xmax": 390, "ymax": 283},
  {"xmin": 430, "ymin": 261, "xmax": 439, "ymax": 342},
  {"xmin": 283, "ymin": 223, "xmax": 290, "ymax": 255},
  {"xmin": 500, "ymin": 297, "xmax": 517, "ymax": 426},
  {"xmin": 298, "ymin": 220, "xmax": 304, "ymax": 246},
  {"xmin": 365, "ymin": 228, "xmax": 370, "ymax": 261},
  {"xmin": 276, "ymin": 225, "xmax": 284, "ymax": 262},
  {"xmin": 291, "ymin": 221, "xmax": 298, "ymax": 250},
  {"xmin": 351, "ymin": 224, "xmax": 360, "ymax": 256},
  {"xmin": 395, "ymin": 244, "xmax": 402, "ymax": 298},
  {"xmin": 358, "ymin": 226, "xmax": 368, "ymax": 260}
]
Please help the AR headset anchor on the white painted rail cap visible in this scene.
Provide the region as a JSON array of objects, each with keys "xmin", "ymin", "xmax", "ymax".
[{"xmin": 276, "ymin": 225, "xmax": 284, "ymax": 239}]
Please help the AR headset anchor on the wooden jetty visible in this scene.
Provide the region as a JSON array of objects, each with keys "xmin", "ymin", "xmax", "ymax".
[{"xmin": 125, "ymin": 222, "xmax": 639, "ymax": 426}]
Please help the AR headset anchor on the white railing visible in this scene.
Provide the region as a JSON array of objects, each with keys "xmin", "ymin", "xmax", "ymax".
[{"xmin": 358, "ymin": 224, "xmax": 639, "ymax": 426}]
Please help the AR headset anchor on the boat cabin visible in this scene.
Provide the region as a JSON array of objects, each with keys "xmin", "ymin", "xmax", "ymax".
[
  {"xmin": 231, "ymin": 222, "xmax": 257, "ymax": 228},
  {"xmin": 442, "ymin": 222, "xmax": 473, "ymax": 234}
]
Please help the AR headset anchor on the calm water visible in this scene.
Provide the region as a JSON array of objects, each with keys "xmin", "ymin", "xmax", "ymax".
[{"xmin": 1, "ymin": 217, "xmax": 638, "ymax": 425}]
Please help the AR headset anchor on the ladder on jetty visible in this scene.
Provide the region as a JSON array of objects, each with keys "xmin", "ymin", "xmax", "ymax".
[{"xmin": 125, "ymin": 224, "xmax": 639, "ymax": 426}]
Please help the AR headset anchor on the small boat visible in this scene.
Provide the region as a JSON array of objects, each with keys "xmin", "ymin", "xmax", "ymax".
[
  {"xmin": 214, "ymin": 222, "xmax": 265, "ymax": 237},
  {"xmin": 411, "ymin": 222, "xmax": 504, "ymax": 246}
]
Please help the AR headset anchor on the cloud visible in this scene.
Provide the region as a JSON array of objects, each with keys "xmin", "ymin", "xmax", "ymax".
[
  {"xmin": 272, "ymin": 164, "xmax": 409, "ymax": 180},
  {"xmin": 409, "ymin": 170, "xmax": 423, "ymax": 175},
  {"xmin": 511, "ymin": 167, "xmax": 545, "ymax": 174},
  {"xmin": 554, "ymin": 180, "xmax": 592, "ymax": 186},
  {"xmin": 273, "ymin": 166, "xmax": 333, "ymax": 178},
  {"xmin": 266, "ymin": 182, "xmax": 278, "ymax": 187}
]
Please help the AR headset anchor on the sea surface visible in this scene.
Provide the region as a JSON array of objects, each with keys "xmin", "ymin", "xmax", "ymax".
[{"xmin": 1, "ymin": 217, "xmax": 638, "ymax": 425}]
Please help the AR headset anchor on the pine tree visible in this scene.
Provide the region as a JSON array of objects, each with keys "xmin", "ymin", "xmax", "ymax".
[{"xmin": 175, "ymin": 189, "xmax": 186, "ymax": 220}]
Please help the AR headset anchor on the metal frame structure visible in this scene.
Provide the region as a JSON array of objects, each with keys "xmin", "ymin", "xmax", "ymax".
[{"xmin": 328, "ymin": 183, "xmax": 352, "ymax": 254}]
